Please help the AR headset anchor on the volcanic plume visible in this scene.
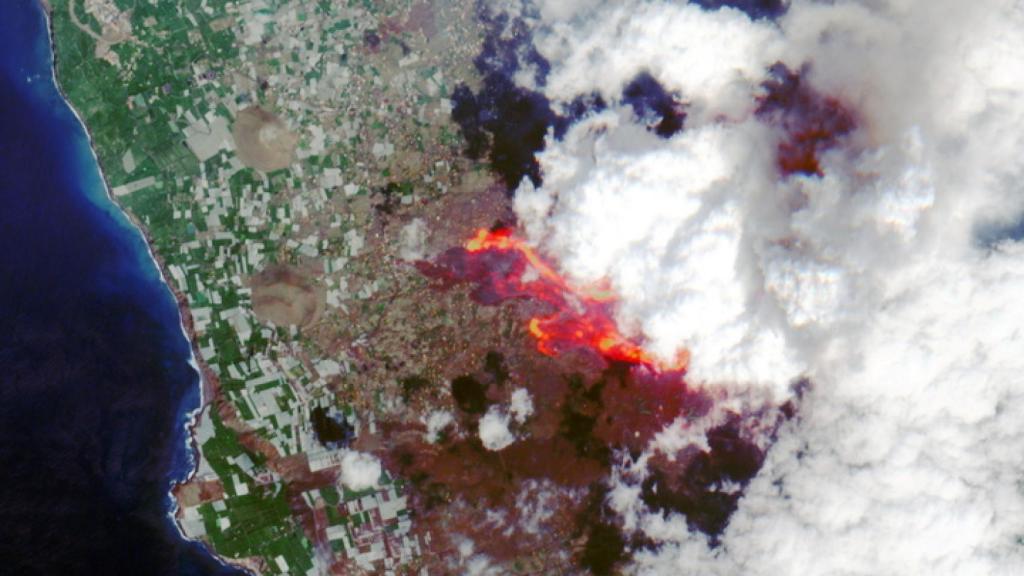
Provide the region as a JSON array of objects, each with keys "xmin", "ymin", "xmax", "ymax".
[{"xmin": 444, "ymin": 1, "xmax": 1024, "ymax": 574}]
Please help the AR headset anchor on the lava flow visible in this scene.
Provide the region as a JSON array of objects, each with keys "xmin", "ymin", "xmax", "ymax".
[{"xmin": 422, "ymin": 228, "xmax": 688, "ymax": 371}]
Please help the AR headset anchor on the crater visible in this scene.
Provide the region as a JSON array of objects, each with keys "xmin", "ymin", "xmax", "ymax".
[{"xmin": 232, "ymin": 105, "xmax": 299, "ymax": 172}]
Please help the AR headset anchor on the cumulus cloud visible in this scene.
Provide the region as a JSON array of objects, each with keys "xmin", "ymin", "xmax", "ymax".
[
  {"xmin": 514, "ymin": 479, "xmax": 560, "ymax": 535},
  {"xmin": 509, "ymin": 387, "xmax": 534, "ymax": 423},
  {"xmin": 423, "ymin": 409, "xmax": 454, "ymax": 444},
  {"xmin": 479, "ymin": 406, "xmax": 516, "ymax": 451},
  {"xmin": 478, "ymin": 390, "xmax": 534, "ymax": 450},
  {"xmin": 339, "ymin": 450, "xmax": 382, "ymax": 491},
  {"xmin": 516, "ymin": 109, "xmax": 802, "ymax": 393},
  {"xmin": 497, "ymin": 0, "xmax": 1024, "ymax": 573},
  {"xmin": 533, "ymin": 1, "xmax": 783, "ymax": 119},
  {"xmin": 456, "ymin": 538, "xmax": 504, "ymax": 576}
]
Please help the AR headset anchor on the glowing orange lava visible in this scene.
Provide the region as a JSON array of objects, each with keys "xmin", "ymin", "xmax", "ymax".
[
  {"xmin": 464, "ymin": 228, "xmax": 687, "ymax": 371},
  {"xmin": 465, "ymin": 228, "xmax": 615, "ymax": 302}
]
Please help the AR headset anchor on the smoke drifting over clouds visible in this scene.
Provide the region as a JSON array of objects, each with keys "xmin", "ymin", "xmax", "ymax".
[{"xmin": 473, "ymin": 0, "xmax": 1024, "ymax": 573}]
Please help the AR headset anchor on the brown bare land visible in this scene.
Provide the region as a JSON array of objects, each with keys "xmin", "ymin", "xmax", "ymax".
[
  {"xmin": 232, "ymin": 106, "xmax": 298, "ymax": 172},
  {"xmin": 250, "ymin": 264, "xmax": 324, "ymax": 328}
]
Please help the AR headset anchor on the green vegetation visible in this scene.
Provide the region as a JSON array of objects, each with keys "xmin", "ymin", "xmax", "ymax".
[
  {"xmin": 199, "ymin": 486, "xmax": 314, "ymax": 574},
  {"xmin": 49, "ymin": 0, "xmax": 448, "ymax": 571}
]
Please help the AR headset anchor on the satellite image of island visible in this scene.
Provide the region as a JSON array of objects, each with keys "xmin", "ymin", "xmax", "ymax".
[{"xmin": 2, "ymin": 0, "xmax": 1024, "ymax": 575}]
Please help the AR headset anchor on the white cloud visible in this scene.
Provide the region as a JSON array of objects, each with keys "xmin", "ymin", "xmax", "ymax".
[
  {"xmin": 503, "ymin": 0, "xmax": 1024, "ymax": 573},
  {"xmin": 533, "ymin": 0, "xmax": 603, "ymax": 22},
  {"xmin": 456, "ymin": 538, "xmax": 504, "ymax": 576},
  {"xmin": 514, "ymin": 479, "xmax": 560, "ymax": 535},
  {"xmin": 339, "ymin": 450, "xmax": 381, "ymax": 491},
  {"xmin": 479, "ymin": 406, "xmax": 516, "ymax": 451},
  {"xmin": 478, "ymin": 391, "xmax": 534, "ymax": 450},
  {"xmin": 516, "ymin": 109, "xmax": 803, "ymax": 394},
  {"xmin": 532, "ymin": 1, "xmax": 783, "ymax": 120},
  {"xmin": 509, "ymin": 387, "xmax": 534, "ymax": 423},
  {"xmin": 423, "ymin": 410, "xmax": 454, "ymax": 444}
]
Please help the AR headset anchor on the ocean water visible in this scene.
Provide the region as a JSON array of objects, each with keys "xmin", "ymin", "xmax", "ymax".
[{"xmin": 0, "ymin": 2, "xmax": 239, "ymax": 574}]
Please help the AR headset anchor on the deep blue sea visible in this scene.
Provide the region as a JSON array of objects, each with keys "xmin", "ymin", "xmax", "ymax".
[{"xmin": 0, "ymin": 2, "xmax": 240, "ymax": 574}]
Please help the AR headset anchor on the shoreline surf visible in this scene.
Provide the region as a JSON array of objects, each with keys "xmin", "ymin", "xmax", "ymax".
[{"xmin": 33, "ymin": 1, "xmax": 250, "ymax": 572}]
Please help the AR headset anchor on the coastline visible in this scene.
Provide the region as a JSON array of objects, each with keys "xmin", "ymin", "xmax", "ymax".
[{"xmin": 35, "ymin": 2, "xmax": 252, "ymax": 573}]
